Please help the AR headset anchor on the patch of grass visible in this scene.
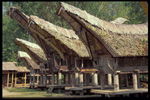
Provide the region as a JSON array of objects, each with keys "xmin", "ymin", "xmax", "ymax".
[{"xmin": 6, "ymin": 87, "xmax": 45, "ymax": 93}]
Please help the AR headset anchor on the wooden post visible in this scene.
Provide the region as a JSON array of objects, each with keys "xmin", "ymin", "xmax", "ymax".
[
  {"xmin": 7, "ymin": 72, "xmax": 10, "ymax": 87},
  {"xmin": 43, "ymin": 75, "xmax": 45, "ymax": 85},
  {"xmin": 11, "ymin": 72, "xmax": 14, "ymax": 87},
  {"xmin": 58, "ymin": 72, "xmax": 62, "ymax": 85},
  {"xmin": 132, "ymin": 72, "xmax": 138, "ymax": 90},
  {"xmin": 79, "ymin": 73, "xmax": 83, "ymax": 87},
  {"xmin": 108, "ymin": 74, "xmax": 112, "ymax": 86},
  {"xmin": 30, "ymin": 74, "xmax": 32, "ymax": 87},
  {"xmin": 24, "ymin": 72, "xmax": 27, "ymax": 87},
  {"xmin": 100, "ymin": 72, "xmax": 105, "ymax": 90},
  {"xmin": 33, "ymin": 75, "xmax": 35, "ymax": 87},
  {"xmin": 137, "ymin": 73, "xmax": 140, "ymax": 88},
  {"xmin": 37, "ymin": 76, "xmax": 39, "ymax": 84},
  {"xmin": 92, "ymin": 72, "xmax": 98, "ymax": 86},
  {"xmin": 45, "ymin": 75, "xmax": 47, "ymax": 85},
  {"xmin": 114, "ymin": 73, "xmax": 119, "ymax": 91},
  {"xmin": 75, "ymin": 72, "xmax": 79, "ymax": 86}
]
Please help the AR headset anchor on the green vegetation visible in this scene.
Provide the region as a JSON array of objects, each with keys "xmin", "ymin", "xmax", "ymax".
[
  {"xmin": 2, "ymin": 1, "xmax": 147, "ymax": 64},
  {"xmin": 4, "ymin": 87, "xmax": 64, "ymax": 97}
]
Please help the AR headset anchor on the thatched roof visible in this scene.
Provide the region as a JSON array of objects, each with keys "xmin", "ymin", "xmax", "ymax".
[
  {"xmin": 18, "ymin": 51, "xmax": 40, "ymax": 69},
  {"xmin": 56, "ymin": 2, "xmax": 148, "ymax": 57},
  {"xmin": 2, "ymin": 62, "xmax": 17, "ymax": 71},
  {"xmin": 17, "ymin": 66, "xmax": 30, "ymax": 72},
  {"xmin": 8, "ymin": 7, "xmax": 55, "ymax": 59},
  {"xmin": 110, "ymin": 17, "xmax": 129, "ymax": 24},
  {"xmin": 28, "ymin": 15, "xmax": 90, "ymax": 59},
  {"xmin": 14, "ymin": 38, "xmax": 47, "ymax": 64}
]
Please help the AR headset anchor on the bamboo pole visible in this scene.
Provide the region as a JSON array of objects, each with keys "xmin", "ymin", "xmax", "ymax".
[{"xmin": 7, "ymin": 72, "xmax": 9, "ymax": 87}]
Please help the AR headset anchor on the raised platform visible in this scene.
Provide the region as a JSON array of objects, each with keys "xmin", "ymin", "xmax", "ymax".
[{"xmin": 91, "ymin": 88, "xmax": 148, "ymax": 96}]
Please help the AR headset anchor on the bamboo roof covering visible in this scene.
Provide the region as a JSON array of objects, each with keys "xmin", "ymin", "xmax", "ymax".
[
  {"xmin": 17, "ymin": 66, "xmax": 30, "ymax": 72},
  {"xmin": 56, "ymin": 2, "xmax": 148, "ymax": 57},
  {"xmin": 14, "ymin": 38, "xmax": 47, "ymax": 65},
  {"xmin": 18, "ymin": 51, "xmax": 40, "ymax": 69},
  {"xmin": 28, "ymin": 15, "xmax": 90, "ymax": 59},
  {"xmin": 8, "ymin": 7, "xmax": 55, "ymax": 59},
  {"xmin": 2, "ymin": 62, "xmax": 17, "ymax": 71}
]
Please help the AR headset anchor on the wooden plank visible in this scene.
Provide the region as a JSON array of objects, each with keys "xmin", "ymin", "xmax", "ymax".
[{"xmin": 91, "ymin": 88, "xmax": 148, "ymax": 95}]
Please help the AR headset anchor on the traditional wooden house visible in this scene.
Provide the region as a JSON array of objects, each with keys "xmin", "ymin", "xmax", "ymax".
[
  {"xmin": 2, "ymin": 62, "xmax": 17, "ymax": 88},
  {"xmin": 18, "ymin": 51, "xmax": 40, "ymax": 88},
  {"xmin": 8, "ymin": 7, "xmax": 100, "ymax": 93},
  {"xmin": 15, "ymin": 66, "xmax": 30, "ymax": 87},
  {"xmin": 56, "ymin": 2, "xmax": 148, "ymax": 94},
  {"xmin": 27, "ymin": 15, "xmax": 102, "ymax": 89}
]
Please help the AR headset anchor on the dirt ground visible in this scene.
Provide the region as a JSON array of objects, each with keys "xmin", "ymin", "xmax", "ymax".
[{"xmin": 2, "ymin": 88, "xmax": 22, "ymax": 97}]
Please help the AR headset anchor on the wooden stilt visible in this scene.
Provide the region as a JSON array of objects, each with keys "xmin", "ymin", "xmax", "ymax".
[
  {"xmin": 58, "ymin": 72, "xmax": 62, "ymax": 85},
  {"xmin": 33, "ymin": 75, "xmax": 35, "ymax": 87},
  {"xmin": 7, "ymin": 72, "xmax": 10, "ymax": 87},
  {"xmin": 37, "ymin": 76, "xmax": 39, "ymax": 84},
  {"xmin": 30, "ymin": 74, "xmax": 32, "ymax": 87},
  {"xmin": 119, "ymin": 74, "xmax": 122, "ymax": 89},
  {"xmin": 75, "ymin": 72, "xmax": 79, "ymax": 86},
  {"xmin": 40, "ymin": 75, "xmax": 42, "ymax": 85},
  {"xmin": 79, "ymin": 73, "xmax": 83, "ymax": 87},
  {"xmin": 132, "ymin": 72, "xmax": 138, "ymax": 90},
  {"xmin": 108, "ymin": 74, "xmax": 112, "ymax": 86},
  {"xmin": 137, "ymin": 73, "xmax": 140, "ymax": 88},
  {"xmin": 24, "ymin": 72, "xmax": 27, "ymax": 87},
  {"xmin": 11, "ymin": 72, "xmax": 14, "ymax": 87},
  {"xmin": 114, "ymin": 73, "xmax": 119, "ymax": 91},
  {"xmin": 92, "ymin": 72, "xmax": 98, "ymax": 86},
  {"xmin": 100, "ymin": 72, "xmax": 105, "ymax": 90}
]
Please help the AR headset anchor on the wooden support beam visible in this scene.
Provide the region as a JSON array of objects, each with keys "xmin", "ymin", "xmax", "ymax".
[
  {"xmin": 33, "ymin": 75, "xmax": 35, "ymax": 87},
  {"xmin": 37, "ymin": 76, "xmax": 39, "ymax": 84},
  {"xmin": 79, "ymin": 73, "xmax": 83, "ymax": 87},
  {"xmin": 7, "ymin": 72, "xmax": 10, "ymax": 87},
  {"xmin": 137, "ymin": 73, "xmax": 140, "ymax": 88},
  {"xmin": 15, "ymin": 73, "xmax": 17, "ymax": 86},
  {"xmin": 11, "ymin": 72, "xmax": 14, "ymax": 88},
  {"xmin": 108, "ymin": 74, "xmax": 112, "ymax": 86},
  {"xmin": 30, "ymin": 75, "xmax": 32, "ymax": 86},
  {"xmin": 40, "ymin": 75, "xmax": 42, "ymax": 85},
  {"xmin": 132, "ymin": 72, "xmax": 138, "ymax": 90},
  {"xmin": 114, "ymin": 73, "xmax": 119, "ymax": 91},
  {"xmin": 100, "ymin": 72, "xmax": 105, "ymax": 90},
  {"xmin": 119, "ymin": 74, "xmax": 122, "ymax": 89},
  {"xmin": 24, "ymin": 72, "xmax": 27, "ymax": 86},
  {"xmin": 58, "ymin": 72, "xmax": 62, "ymax": 85},
  {"xmin": 92, "ymin": 73, "xmax": 98, "ymax": 86},
  {"xmin": 75, "ymin": 72, "xmax": 79, "ymax": 86}
]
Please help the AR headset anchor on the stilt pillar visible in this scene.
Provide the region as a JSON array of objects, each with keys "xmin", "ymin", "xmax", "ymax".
[
  {"xmin": 64, "ymin": 74, "xmax": 66, "ymax": 84},
  {"xmin": 68, "ymin": 73, "xmax": 71, "ymax": 84},
  {"xmin": 72, "ymin": 73, "xmax": 75, "ymax": 87},
  {"xmin": 114, "ymin": 73, "xmax": 119, "ymax": 91},
  {"xmin": 58, "ymin": 72, "xmax": 62, "ymax": 85},
  {"xmin": 15, "ymin": 73, "xmax": 17, "ymax": 86},
  {"xmin": 132, "ymin": 72, "xmax": 138, "ymax": 90},
  {"xmin": 86, "ymin": 73, "xmax": 90, "ymax": 86},
  {"xmin": 100, "ymin": 72, "xmax": 105, "ymax": 90},
  {"xmin": 24, "ymin": 72, "xmax": 27, "ymax": 87},
  {"xmin": 79, "ymin": 73, "xmax": 83, "ymax": 87},
  {"xmin": 108, "ymin": 74, "xmax": 112, "ymax": 86},
  {"xmin": 75, "ymin": 72, "xmax": 79, "ymax": 86},
  {"xmin": 51, "ymin": 73, "xmax": 54, "ymax": 85},
  {"xmin": 92, "ymin": 72, "xmax": 98, "ymax": 86}
]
